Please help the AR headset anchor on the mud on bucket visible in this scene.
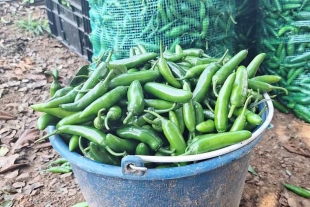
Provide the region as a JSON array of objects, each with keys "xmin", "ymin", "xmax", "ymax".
[{"xmin": 48, "ymin": 94, "xmax": 274, "ymax": 207}]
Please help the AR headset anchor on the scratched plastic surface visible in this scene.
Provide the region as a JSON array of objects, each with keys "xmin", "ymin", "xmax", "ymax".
[{"xmin": 48, "ymin": 108, "xmax": 267, "ymax": 207}]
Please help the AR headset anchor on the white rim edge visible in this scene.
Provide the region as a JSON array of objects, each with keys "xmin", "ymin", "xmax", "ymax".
[{"xmin": 136, "ymin": 93, "xmax": 274, "ymax": 163}]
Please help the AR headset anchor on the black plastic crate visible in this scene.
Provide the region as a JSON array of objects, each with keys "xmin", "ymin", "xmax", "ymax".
[{"xmin": 45, "ymin": 0, "xmax": 92, "ymax": 61}]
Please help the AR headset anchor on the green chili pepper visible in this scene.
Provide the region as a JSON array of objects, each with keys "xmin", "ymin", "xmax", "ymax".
[
  {"xmin": 123, "ymin": 80, "xmax": 145, "ymax": 124},
  {"xmin": 163, "ymin": 51, "xmax": 186, "ymax": 62},
  {"xmin": 230, "ymin": 95, "xmax": 253, "ymax": 132},
  {"xmin": 214, "ymin": 72, "xmax": 236, "ymax": 132},
  {"xmin": 89, "ymin": 142, "xmax": 121, "ymax": 166},
  {"xmin": 79, "ymin": 86, "xmax": 127, "ymax": 118},
  {"xmin": 184, "ymin": 56, "xmax": 218, "ymax": 66},
  {"xmin": 251, "ymin": 75, "xmax": 281, "ymax": 84},
  {"xmin": 284, "ymin": 183, "xmax": 310, "ymax": 198},
  {"xmin": 69, "ymin": 135, "xmax": 79, "ymax": 151},
  {"xmin": 194, "ymin": 101, "xmax": 204, "ymax": 126},
  {"xmin": 233, "ymin": 107, "xmax": 263, "ymax": 125},
  {"xmin": 135, "ymin": 143, "xmax": 152, "ymax": 155},
  {"xmin": 212, "ymin": 50, "xmax": 248, "ymax": 97},
  {"xmin": 106, "ymin": 133, "xmax": 138, "ymax": 154},
  {"xmin": 93, "ymin": 113, "xmax": 107, "ymax": 130},
  {"xmin": 144, "ymin": 110, "xmax": 186, "ymax": 156},
  {"xmin": 193, "ymin": 50, "xmax": 229, "ymax": 103},
  {"xmin": 200, "ymin": 17, "xmax": 209, "ymax": 39},
  {"xmin": 248, "ymin": 80, "xmax": 288, "ymax": 95},
  {"xmin": 71, "ymin": 202, "xmax": 88, "ymax": 207},
  {"xmin": 143, "ymin": 117, "xmax": 163, "ymax": 132},
  {"xmin": 175, "ymin": 44, "xmax": 183, "ymax": 54},
  {"xmin": 158, "ymin": 41, "xmax": 181, "ymax": 88},
  {"xmin": 60, "ymin": 70, "xmax": 115, "ymax": 112},
  {"xmin": 45, "ymin": 70, "xmax": 62, "ymax": 97},
  {"xmin": 177, "ymin": 64, "xmax": 210, "ymax": 80},
  {"xmin": 56, "ymin": 111, "xmax": 96, "ymax": 129},
  {"xmin": 104, "ymin": 106, "xmax": 122, "ymax": 130},
  {"xmin": 30, "ymin": 104, "xmax": 75, "ymax": 118},
  {"xmin": 174, "ymin": 107, "xmax": 185, "ymax": 134},
  {"xmin": 43, "ymin": 85, "xmax": 82, "ymax": 108},
  {"xmin": 48, "ymin": 158, "xmax": 68, "ymax": 167},
  {"xmin": 183, "ymin": 130, "xmax": 252, "ymax": 155},
  {"xmin": 116, "ymin": 126, "xmax": 173, "ymax": 154},
  {"xmin": 247, "ymin": 53, "xmax": 266, "ymax": 79},
  {"xmin": 75, "ymin": 52, "xmax": 112, "ymax": 101},
  {"xmin": 36, "ymin": 113, "xmax": 60, "ymax": 131},
  {"xmin": 196, "ymin": 120, "xmax": 215, "ymax": 133},
  {"xmin": 144, "ymin": 99, "xmax": 176, "ymax": 110},
  {"xmin": 203, "ymin": 109, "xmax": 215, "ymax": 120},
  {"xmin": 108, "ymin": 70, "xmax": 160, "ymax": 89},
  {"xmin": 46, "ymin": 166, "xmax": 71, "ymax": 173},
  {"xmin": 228, "ymin": 66, "xmax": 248, "ymax": 118},
  {"xmin": 110, "ymin": 52, "xmax": 157, "ymax": 68},
  {"xmin": 182, "ymin": 82, "xmax": 196, "ymax": 141},
  {"xmin": 292, "ymin": 104, "xmax": 310, "ymax": 122},
  {"xmin": 144, "ymin": 82, "xmax": 192, "ymax": 103},
  {"xmin": 272, "ymin": 99, "xmax": 290, "ymax": 114},
  {"xmin": 47, "ymin": 86, "xmax": 73, "ymax": 102}
]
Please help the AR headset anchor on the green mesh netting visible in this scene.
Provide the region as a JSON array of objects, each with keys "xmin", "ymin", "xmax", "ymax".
[
  {"xmin": 88, "ymin": 0, "xmax": 237, "ymax": 60},
  {"xmin": 257, "ymin": 0, "xmax": 310, "ymax": 122}
]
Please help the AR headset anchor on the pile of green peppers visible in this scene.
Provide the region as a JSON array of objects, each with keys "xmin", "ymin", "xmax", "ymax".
[
  {"xmin": 89, "ymin": 0, "xmax": 237, "ymax": 60},
  {"xmin": 31, "ymin": 44, "xmax": 285, "ymax": 168},
  {"xmin": 257, "ymin": 0, "xmax": 310, "ymax": 122}
]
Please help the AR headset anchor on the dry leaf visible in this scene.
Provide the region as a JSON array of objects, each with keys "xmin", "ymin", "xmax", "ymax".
[
  {"xmin": 0, "ymin": 146, "xmax": 10, "ymax": 156},
  {"xmin": 4, "ymin": 169, "xmax": 19, "ymax": 179},
  {"xmin": 283, "ymin": 140, "xmax": 310, "ymax": 158},
  {"xmin": 0, "ymin": 110, "xmax": 15, "ymax": 120},
  {"xmin": 33, "ymin": 142, "xmax": 51, "ymax": 149},
  {"xmin": 0, "ymin": 163, "xmax": 27, "ymax": 174},
  {"xmin": 0, "ymin": 154, "xmax": 18, "ymax": 173},
  {"xmin": 10, "ymin": 128, "xmax": 39, "ymax": 154}
]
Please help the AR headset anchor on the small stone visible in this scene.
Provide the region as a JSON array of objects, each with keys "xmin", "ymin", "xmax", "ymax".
[{"xmin": 281, "ymin": 164, "xmax": 286, "ymax": 168}]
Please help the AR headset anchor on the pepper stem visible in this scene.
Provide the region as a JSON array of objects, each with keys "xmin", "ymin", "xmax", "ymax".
[
  {"xmin": 159, "ymin": 40, "xmax": 164, "ymax": 59},
  {"xmin": 158, "ymin": 147, "xmax": 175, "ymax": 155},
  {"xmin": 271, "ymin": 86, "xmax": 288, "ymax": 95},
  {"xmin": 79, "ymin": 136, "xmax": 88, "ymax": 156},
  {"xmin": 104, "ymin": 114, "xmax": 111, "ymax": 130},
  {"xmin": 105, "ymin": 50, "xmax": 113, "ymax": 63},
  {"xmin": 213, "ymin": 80, "xmax": 219, "ymax": 97},
  {"xmin": 240, "ymin": 95, "xmax": 254, "ymax": 117},
  {"xmin": 217, "ymin": 49, "xmax": 229, "ymax": 65},
  {"xmin": 34, "ymin": 130, "xmax": 58, "ymax": 143},
  {"xmin": 143, "ymin": 110, "xmax": 162, "ymax": 120},
  {"xmin": 142, "ymin": 116, "xmax": 157, "ymax": 125},
  {"xmin": 154, "ymin": 103, "xmax": 177, "ymax": 114},
  {"xmin": 123, "ymin": 111, "xmax": 134, "ymax": 124},
  {"xmin": 105, "ymin": 146, "xmax": 127, "ymax": 156}
]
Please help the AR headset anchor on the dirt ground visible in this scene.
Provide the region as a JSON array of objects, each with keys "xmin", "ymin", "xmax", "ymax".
[{"xmin": 0, "ymin": 2, "xmax": 310, "ymax": 207}]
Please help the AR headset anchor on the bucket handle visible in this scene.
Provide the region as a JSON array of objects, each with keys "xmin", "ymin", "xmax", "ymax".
[{"xmin": 121, "ymin": 155, "xmax": 147, "ymax": 177}]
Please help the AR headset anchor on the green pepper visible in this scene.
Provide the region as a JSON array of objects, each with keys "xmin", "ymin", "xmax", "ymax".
[
  {"xmin": 158, "ymin": 41, "xmax": 181, "ymax": 88},
  {"xmin": 203, "ymin": 109, "xmax": 215, "ymax": 120},
  {"xmin": 248, "ymin": 80, "xmax": 288, "ymax": 95},
  {"xmin": 228, "ymin": 66, "xmax": 248, "ymax": 118},
  {"xmin": 230, "ymin": 95, "xmax": 253, "ymax": 132},
  {"xmin": 108, "ymin": 70, "xmax": 160, "ymax": 89},
  {"xmin": 144, "ymin": 110, "xmax": 186, "ymax": 156},
  {"xmin": 183, "ymin": 130, "xmax": 252, "ymax": 155},
  {"xmin": 233, "ymin": 107, "xmax": 263, "ymax": 125},
  {"xmin": 135, "ymin": 143, "xmax": 152, "ymax": 155},
  {"xmin": 182, "ymin": 48, "xmax": 204, "ymax": 57},
  {"xmin": 75, "ymin": 52, "xmax": 112, "ymax": 101},
  {"xmin": 79, "ymin": 86, "xmax": 127, "ymax": 118},
  {"xmin": 214, "ymin": 72, "xmax": 236, "ymax": 132},
  {"xmin": 251, "ymin": 75, "xmax": 281, "ymax": 84},
  {"xmin": 110, "ymin": 52, "xmax": 157, "ymax": 68},
  {"xmin": 192, "ymin": 50, "xmax": 229, "ymax": 103},
  {"xmin": 43, "ymin": 84, "xmax": 82, "ymax": 108},
  {"xmin": 123, "ymin": 80, "xmax": 145, "ymax": 124},
  {"xmin": 194, "ymin": 101, "xmax": 204, "ymax": 126},
  {"xmin": 56, "ymin": 111, "xmax": 96, "ymax": 129},
  {"xmin": 196, "ymin": 120, "xmax": 215, "ymax": 133},
  {"xmin": 116, "ymin": 126, "xmax": 173, "ymax": 154},
  {"xmin": 177, "ymin": 64, "xmax": 210, "ymax": 80},
  {"xmin": 93, "ymin": 110, "xmax": 107, "ymax": 130},
  {"xmin": 71, "ymin": 202, "xmax": 88, "ymax": 207},
  {"xmin": 104, "ymin": 106, "xmax": 122, "ymax": 130},
  {"xmin": 60, "ymin": 70, "xmax": 115, "ymax": 112},
  {"xmin": 69, "ymin": 135, "xmax": 79, "ymax": 152},
  {"xmin": 106, "ymin": 133, "xmax": 138, "ymax": 154},
  {"xmin": 89, "ymin": 142, "xmax": 121, "ymax": 166},
  {"xmin": 284, "ymin": 183, "xmax": 310, "ymax": 198},
  {"xmin": 143, "ymin": 117, "xmax": 163, "ymax": 132},
  {"xmin": 36, "ymin": 113, "xmax": 60, "ymax": 131},
  {"xmin": 47, "ymin": 86, "xmax": 73, "ymax": 102},
  {"xmin": 144, "ymin": 82, "xmax": 192, "ymax": 103},
  {"xmin": 45, "ymin": 70, "xmax": 62, "ymax": 97},
  {"xmin": 30, "ymin": 104, "xmax": 75, "ymax": 118},
  {"xmin": 163, "ymin": 50, "xmax": 186, "ymax": 62},
  {"xmin": 144, "ymin": 99, "xmax": 176, "ymax": 110},
  {"xmin": 174, "ymin": 107, "xmax": 185, "ymax": 134},
  {"xmin": 212, "ymin": 50, "xmax": 248, "ymax": 97},
  {"xmin": 272, "ymin": 99, "xmax": 290, "ymax": 114},
  {"xmin": 46, "ymin": 166, "xmax": 71, "ymax": 173},
  {"xmin": 182, "ymin": 82, "xmax": 196, "ymax": 141}
]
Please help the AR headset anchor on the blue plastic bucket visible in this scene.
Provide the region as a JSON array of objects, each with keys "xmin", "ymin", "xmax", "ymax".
[{"xmin": 48, "ymin": 98, "xmax": 273, "ymax": 207}]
